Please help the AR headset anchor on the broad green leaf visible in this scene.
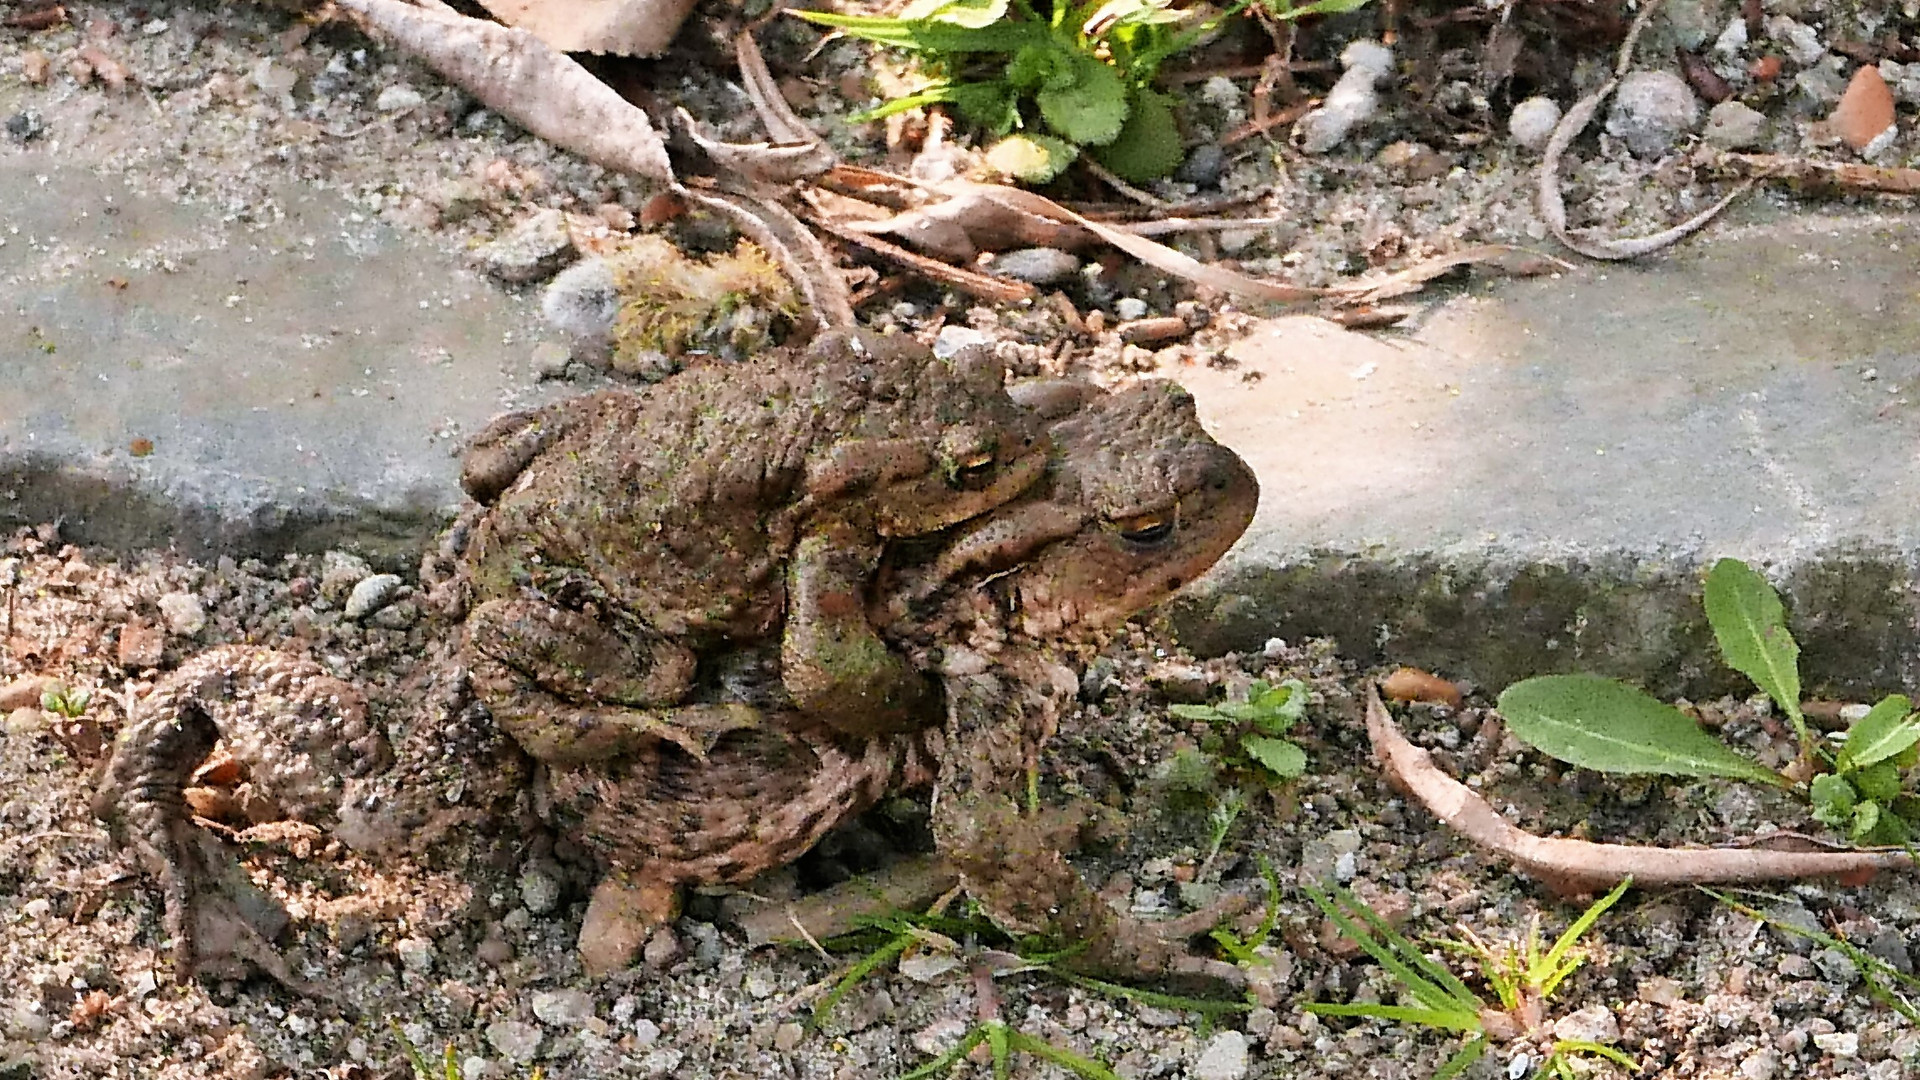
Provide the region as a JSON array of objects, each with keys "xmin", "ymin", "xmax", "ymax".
[
  {"xmin": 1093, "ymin": 87, "xmax": 1183, "ymax": 182},
  {"xmin": 948, "ymin": 81, "xmax": 1020, "ymax": 134},
  {"xmin": 1036, "ymin": 50, "xmax": 1129, "ymax": 145},
  {"xmin": 790, "ymin": 9, "xmax": 1042, "ymax": 53},
  {"xmin": 1810, "ymin": 773, "xmax": 1857, "ymax": 826},
  {"xmin": 1497, "ymin": 675, "xmax": 1782, "ymax": 784},
  {"xmin": 983, "ymin": 133, "xmax": 1077, "ymax": 182},
  {"xmin": 1838, "ymin": 695, "xmax": 1920, "ymax": 770},
  {"xmin": 1703, "ymin": 558, "xmax": 1804, "ymax": 728},
  {"xmin": 898, "ymin": 0, "xmax": 1009, "ymax": 27},
  {"xmin": 1005, "ymin": 42, "xmax": 1063, "ymax": 93},
  {"xmin": 1242, "ymin": 736, "xmax": 1306, "ymax": 779},
  {"xmin": 1853, "ymin": 759, "xmax": 1903, "ymax": 803}
]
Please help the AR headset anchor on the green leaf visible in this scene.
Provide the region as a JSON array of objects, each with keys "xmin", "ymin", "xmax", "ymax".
[
  {"xmin": 1036, "ymin": 50, "xmax": 1129, "ymax": 145},
  {"xmin": 984, "ymin": 133, "xmax": 1078, "ymax": 182},
  {"xmin": 1093, "ymin": 87, "xmax": 1183, "ymax": 182},
  {"xmin": 1854, "ymin": 759, "xmax": 1903, "ymax": 804},
  {"xmin": 1432, "ymin": 1037, "xmax": 1490, "ymax": 1080},
  {"xmin": 1242, "ymin": 736, "xmax": 1306, "ymax": 779},
  {"xmin": 1838, "ymin": 695, "xmax": 1920, "ymax": 770},
  {"xmin": 1703, "ymin": 558, "xmax": 1804, "ymax": 730},
  {"xmin": 1264, "ymin": 0, "xmax": 1376, "ymax": 19},
  {"xmin": 1851, "ymin": 799, "xmax": 1883, "ymax": 843},
  {"xmin": 1497, "ymin": 675, "xmax": 1783, "ymax": 784},
  {"xmin": 791, "ymin": 9, "xmax": 1043, "ymax": 53},
  {"xmin": 1005, "ymin": 41, "xmax": 1064, "ymax": 93},
  {"xmin": 897, "ymin": 0, "xmax": 1010, "ymax": 28},
  {"xmin": 1810, "ymin": 773, "xmax": 1857, "ymax": 826}
]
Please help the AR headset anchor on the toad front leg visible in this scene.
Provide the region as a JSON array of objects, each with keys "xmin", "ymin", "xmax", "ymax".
[
  {"xmin": 781, "ymin": 521, "xmax": 940, "ymax": 737},
  {"xmin": 464, "ymin": 597, "xmax": 763, "ymax": 765}
]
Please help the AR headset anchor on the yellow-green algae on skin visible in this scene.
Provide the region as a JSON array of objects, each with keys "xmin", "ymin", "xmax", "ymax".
[{"xmin": 607, "ymin": 235, "xmax": 799, "ymax": 366}]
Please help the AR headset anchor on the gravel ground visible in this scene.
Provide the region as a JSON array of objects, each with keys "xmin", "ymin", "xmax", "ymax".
[{"xmin": 6, "ymin": 0, "xmax": 1920, "ymax": 1077}]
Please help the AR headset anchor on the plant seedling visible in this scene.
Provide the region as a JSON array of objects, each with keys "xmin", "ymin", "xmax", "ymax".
[
  {"xmin": 1303, "ymin": 880, "xmax": 1637, "ymax": 1080},
  {"xmin": 1701, "ymin": 887, "xmax": 1920, "ymax": 1023},
  {"xmin": 41, "ymin": 685, "xmax": 89, "ymax": 719},
  {"xmin": 1497, "ymin": 558, "xmax": 1920, "ymax": 845},
  {"xmin": 1168, "ymin": 678, "xmax": 1310, "ymax": 783},
  {"xmin": 392, "ymin": 1021, "xmax": 546, "ymax": 1080},
  {"xmin": 796, "ymin": 0, "xmax": 1231, "ymax": 182}
]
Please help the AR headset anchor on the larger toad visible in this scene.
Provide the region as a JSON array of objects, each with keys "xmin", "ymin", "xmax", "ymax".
[
  {"xmin": 454, "ymin": 327, "xmax": 1051, "ymax": 759},
  {"xmin": 544, "ymin": 379, "xmax": 1259, "ymax": 975}
]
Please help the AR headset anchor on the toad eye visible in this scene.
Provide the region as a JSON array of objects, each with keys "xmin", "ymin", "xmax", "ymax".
[
  {"xmin": 952, "ymin": 452, "xmax": 998, "ymax": 490},
  {"xmin": 1114, "ymin": 513, "xmax": 1174, "ymax": 546}
]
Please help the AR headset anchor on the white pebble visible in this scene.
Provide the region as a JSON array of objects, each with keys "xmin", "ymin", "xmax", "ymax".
[
  {"xmin": 1115, "ymin": 297, "xmax": 1150, "ymax": 320},
  {"xmin": 1194, "ymin": 1030, "xmax": 1250, "ymax": 1080},
  {"xmin": 531, "ymin": 989, "xmax": 595, "ymax": 1027},
  {"xmin": 375, "ymin": 85, "xmax": 425, "ymax": 112},
  {"xmin": 158, "ymin": 592, "xmax": 206, "ymax": 636},
  {"xmin": 1508, "ymin": 97, "xmax": 1562, "ymax": 151},
  {"xmin": 485, "ymin": 1020, "xmax": 542, "ymax": 1063},
  {"xmin": 541, "ymin": 257, "xmax": 619, "ymax": 340},
  {"xmin": 343, "ymin": 574, "xmax": 403, "ymax": 620},
  {"xmin": 932, "ymin": 325, "xmax": 991, "ymax": 360}
]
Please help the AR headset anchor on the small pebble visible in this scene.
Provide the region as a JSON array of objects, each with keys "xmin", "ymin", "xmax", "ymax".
[
  {"xmin": 931, "ymin": 325, "xmax": 991, "ymax": 360},
  {"xmin": 1605, "ymin": 71, "xmax": 1700, "ymax": 158},
  {"xmin": 1551, "ymin": 1004, "xmax": 1619, "ymax": 1044},
  {"xmin": 989, "ymin": 248, "xmax": 1080, "ymax": 285},
  {"xmin": 518, "ymin": 866, "xmax": 562, "ymax": 915},
  {"xmin": 473, "ymin": 208, "xmax": 577, "ymax": 285},
  {"xmin": 632, "ymin": 1018, "xmax": 660, "ymax": 1047},
  {"xmin": 1176, "ymin": 143, "xmax": 1226, "ymax": 187},
  {"xmin": 343, "ymin": 574, "xmax": 403, "ymax": 620},
  {"xmin": 1508, "ymin": 96, "xmax": 1562, "ymax": 150},
  {"xmin": 772, "ymin": 1022, "xmax": 804, "ymax": 1052},
  {"xmin": 642, "ymin": 927, "xmax": 682, "ymax": 968},
  {"xmin": 1193, "ymin": 1030, "xmax": 1249, "ymax": 1080},
  {"xmin": 395, "ymin": 936, "xmax": 435, "ymax": 974},
  {"xmin": 1702, "ymin": 100, "xmax": 1769, "ymax": 149},
  {"xmin": 541, "ymin": 257, "xmax": 619, "ymax": 340},
  {"xmin": 158, "ymin": 592, "xmax": 206, "ymax": 636},
  {"xmin": 1114, "ymin": 297, "xmax": 1149, "ymax": 321},
  {"xmin": 1812, "ymin": 1031, "xmax": 1859, "ymax": 1058},
  {"xmin": 375, "ymin": 84, "xmax": 424, "ymax": 112},
  {"xmin": 530, "ymin": 341, "xmax": 573, "ymax": 380},
  {"xmin": 531, "ymin": 989, "xmax": 595, "ymax": 1027},
  {"xmin": 319, "ymin": 550, "xmax": 373, "ymax": 600},
  {"xmin": 485, "ymin": 1020, "xmax": 542, "ymax": 1063}
]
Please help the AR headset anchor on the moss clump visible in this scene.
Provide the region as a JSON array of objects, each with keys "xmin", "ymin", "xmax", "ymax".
[{"xmin": 608, "ymin": 235, "xmax": 799, "ymax": 370}]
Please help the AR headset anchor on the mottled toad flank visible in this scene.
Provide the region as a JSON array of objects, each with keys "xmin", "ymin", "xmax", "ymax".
[{"xmin": 94, "ymin": 367, "xmax": 1259, "ymax": 990}]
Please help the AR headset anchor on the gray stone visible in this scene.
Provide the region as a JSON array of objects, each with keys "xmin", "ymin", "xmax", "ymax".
[
  {"xmin": 158, "ymin": 592, "xmax": 206, "ymax": 636},
  {"xmin": 1703, "ymin": 100, "xmax": 1770, "ymax": 149},
  {"xmin": 1193, "ymin": 1030, "xmax": 1250, "ymax": 1080},
  {"xmin": 541, "ymin": 257, "xmax": 619, "ymax": 340},
  {"xmin": 518, "ymin": 866, "xmax": 563, "ymax": 915},
  {"xmin": 1177, "ymin": 143, "xmax": 1226, "ymax": 187},
  {"xmin": 1767, "ymin": 16, "xmax": 1826, "ymax": 66},
  {"xmin": 989, "ymin": 248, "xmax": 1081, "ymax": 286},
  {"xmin": 1604, "ymin": 71, "xmax": 1700, "ymax": 157},
  {"xmin": 1508, "ymin": 96, "xmax": 1561, "ymax": 150},
  {"xmin": 531, "ymin": 989, "xmax": 595, "ymax": 1027},
  {"xmin": 1811, "ymin": 946, "xmax": 1862, "ymax": 986},
  {"xmin": 1552, "ymin": 1004, "xmax": 1620, "ymax": 1044},
  {"xmin": 485, "ymin": 1020, "xmax": 542, "ymax": 1063},
  {"xmin": 374, "ymin": 84, "xmax": 425, "ymax": 112},
  {"xmin": 931, "ymin": 325, "xmax": 991, "ymax": 360},
  {"xmin": 1866, "ymin": 927, "xmax": 1912, "ymax": 974},
  {"xmin": 342, "ymin": 573, "xmax": 402, "ymax": 620},
  {"xmin": 472, "ymin": 208, "xmax": 577, "ymax": 284}
]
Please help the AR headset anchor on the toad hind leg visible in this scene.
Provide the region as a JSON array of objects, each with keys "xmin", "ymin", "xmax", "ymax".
[{"xmin": 466, "ymin": 598, "xmax": 762, "ymax": 765}]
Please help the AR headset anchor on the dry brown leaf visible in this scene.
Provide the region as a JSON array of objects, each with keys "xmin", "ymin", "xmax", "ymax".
[
  {"xmin": 335, "ymin": 0, "xmax": 672, "ymax": 181},
  {"xmin": 813, "ymin": 217, "xmax": 1036, "ymax": 304},
  {"xmin": 1365, "ymin": 686, "xmax": 1914, "ymax": 894},
  {"xmin": 1696, "ymin": 149, "xmax": 1920, "ymax": 195},
  {"xmin": 470, "ymin": 0, "xmax": 697, "ymax": 57},
  {"xmin": 1324, "ymin": 245, "xmax": 1571, "ymax": 305}
]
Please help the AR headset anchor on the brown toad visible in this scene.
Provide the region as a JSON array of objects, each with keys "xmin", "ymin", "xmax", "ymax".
[
  {"xmin": 546, "ymin": 379, "xmax": 1259, "ymax": 975},
  {"xmin": 454, "ymin": 327, "xmax": 1051, "ymax": 758}
]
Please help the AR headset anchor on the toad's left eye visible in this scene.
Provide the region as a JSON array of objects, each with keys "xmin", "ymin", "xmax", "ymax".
[
  {"xmin": 953, "ymin": 452, "xmax": 997, "ymax": 490},
  {"xmin": 1115, "ymin": 513, "xmax": 1174, "ymax": 546}
]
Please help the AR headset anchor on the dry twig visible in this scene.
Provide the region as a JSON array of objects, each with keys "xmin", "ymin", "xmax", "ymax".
[{"xmin": 1366, "ymin": 686, "xmax": 1915, "ymax": 894}]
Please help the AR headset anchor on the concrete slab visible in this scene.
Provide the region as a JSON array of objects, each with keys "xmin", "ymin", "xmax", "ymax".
[
  {"xmin": 1171, "ymin": 210, "xmax": 1920, "ymax": 698},
  {"xmin": 0, "ymin": 160, "xmax": 552, "ymax": 562}
]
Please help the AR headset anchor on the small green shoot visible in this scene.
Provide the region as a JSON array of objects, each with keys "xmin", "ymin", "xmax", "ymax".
[
  {"xmin": 1200, "ymin": 787, "xmax": 1247, "ymax": 872},
  {"xmin": 1303, "ymin": 880, "xmax": 1637, "ymax": 1079},
  {"xmin": 1498, "ymin": 557, "xmax": 1920, "ymax": 846},
  {"xmin": 40, "ymin": 685, "xmax": 89, "ymax": 719},
  {"xmin": 899, "ymin": 1020, "xmax": 1121, "ymax": 1080},
  {"xmin": 1701, "ymin": 887, "xmax": 1920, "ymax": 1023},
  {"xmin": 1169, "ymin": 678, "xmax": 1310, "ymax": 783}
]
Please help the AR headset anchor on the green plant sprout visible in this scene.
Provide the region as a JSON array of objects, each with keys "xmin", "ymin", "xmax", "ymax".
[
  {"xmin": 1700, "ymin": 887, "xmax": 1920, "ymax": 1024},
  {"xmin": 796, "ymin": 0, "xmax": 1238, "ymax": 182},
  {"xmin": 1169, "ymin": 678, "xmax": 1310, "ymax": 783},
  {"xmin": 1497, "ymin": 557, "xmax": 1920, "ymax": 845},
  {"xmin": 809, "ymin": 903, "xmax": 1248, "ymax": 1079},
  {"xmin": 1303, "ymin": 879, "xmax": 1637, "ymax": 1080},
  {"xmin": 40, "ymin": 685, "xmax": 89, "ymax": 719}
]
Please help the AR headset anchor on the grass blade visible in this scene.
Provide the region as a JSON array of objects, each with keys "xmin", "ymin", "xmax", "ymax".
[
  {"xmin": 1536, "ymin": 878, "xmax": 1631, "ymax": 997},
  {"xmin": 1432, "ymin": 1035, "xmax": 1490, "ymax": 1080},
  {"xmin": 1006, "ymin": 1030, "xmax": 1122, "ymax": 1080},
  {"xmin": 1303, "ymin": 885, "xmax": 1478, "ymax": 1013}
]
